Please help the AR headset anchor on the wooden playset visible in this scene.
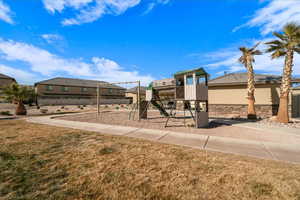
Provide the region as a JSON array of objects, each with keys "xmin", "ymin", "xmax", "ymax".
[{"xmin": 143, "ymin": 67, "xmax": 209, "ymax": 128}]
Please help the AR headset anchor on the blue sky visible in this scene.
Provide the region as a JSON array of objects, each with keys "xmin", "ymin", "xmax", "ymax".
[{"xmin": 0, "ymin": 0, "xmax": 300, "ymax": 85}]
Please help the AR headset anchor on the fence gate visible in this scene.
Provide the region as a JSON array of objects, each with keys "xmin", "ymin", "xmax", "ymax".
[{"xmin": 292, "ymin": 94, "xmax": 300, "ymax": 118}]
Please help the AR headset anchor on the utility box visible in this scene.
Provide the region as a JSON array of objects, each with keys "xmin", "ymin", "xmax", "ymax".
[{"xmin": 174, "ymin": 68, "xmax": 209, "ymax": 128}]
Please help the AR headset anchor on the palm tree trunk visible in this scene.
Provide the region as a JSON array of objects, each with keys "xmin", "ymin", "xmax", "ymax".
[
  {"xmin": 15, "ymin": 101, "xmax": 27, "ymax": 115},
  {"xmin": 277, "ymin": 49, "xmax": 293, "ymax": 123},
  {"xmin": 246, "ymin": 57, "xmax": 256, "ymax": 119}
]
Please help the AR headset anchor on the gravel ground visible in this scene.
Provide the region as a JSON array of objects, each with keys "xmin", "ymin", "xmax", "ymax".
[
  {"xmin": 257, "ymin": 118, "xmax": 300, "ymax": 129},
  {"xmin": 0, "ymin": 103, "xmax": 99, "ymax": 116},
  {"xmin": 0, "ymin": 103, "xmax": 132, "ymax": 117},
  {"xmin": 57, "ymin": 110, "xmax": 300, "ymax": 144}
]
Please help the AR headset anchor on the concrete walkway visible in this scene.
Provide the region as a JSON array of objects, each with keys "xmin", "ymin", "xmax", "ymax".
[
  {"xmin": 214, "ymin": 118, "xmax": 300, "ymax": 136},
  {"xmin": 26, "ymin": 115, "xmax": 300, "ymax": 164}
]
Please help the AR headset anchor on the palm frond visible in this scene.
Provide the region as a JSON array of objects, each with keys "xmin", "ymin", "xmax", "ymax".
[
  {"xmin": 265, "ymin": 40, "xmax": 284, "ymax": 46},
  {"xmin": 250, "ymin": 42, "xmax": 261, "ymax": 51},
  {"xmin": 283, "ymin": 22, "xmax": 300, "ymax": 37},
  {"xmin": 238, "ymin": 56, "xmax": 246, "ymax": 64},
  {"xmin": 271, "ymin": 50, "xmax": 286, "ymax": 59},
  {"xmin": 273, "ymin": 32, "xmax": 288, "ymax": 41},
  {"xmin": 239, "ymin": 47, "xmax": 248, "ymax": 53},
  {"xmin": 283, "ymin": 22, "xmax": 299, "ymax": 37},
  {"xmin": 265, "ymin": 45, "xmax": 284, "ymax": 53},
  {"xmin": 294, "ymin": 47, "xmax": 300, "ymax": 54},
  {"xmin": 252, "ymin": 50, "xmax": 262, "ymax": 55}
]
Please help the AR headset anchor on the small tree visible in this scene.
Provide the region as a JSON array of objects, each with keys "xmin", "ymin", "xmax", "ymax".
[
  {"xmin": 3, "ymin": 83, "xmax": 35, "ymax": 115},
  {"xmin": 265, "ymin": 23, "xmax": 300, "ymax": 123},
  {"xmin": 239, "ymin": 43, "xmax": 262, "ymax": 119}
]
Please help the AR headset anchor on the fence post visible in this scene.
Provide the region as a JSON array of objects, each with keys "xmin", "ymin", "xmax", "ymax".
[{"xmin": 138, "ymin": 81, "xmax": 141, "ymax": 121}]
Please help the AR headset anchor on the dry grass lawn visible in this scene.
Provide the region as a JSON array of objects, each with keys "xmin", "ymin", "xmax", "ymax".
[{"xmin": 0, "ymin": 120, "xmax": 300, "ymax": 200}]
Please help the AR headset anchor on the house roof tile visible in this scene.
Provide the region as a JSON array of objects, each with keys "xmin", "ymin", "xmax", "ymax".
[
  {"xmin": 126, "ymin": 86, "xmax": 147, "ymax": 94},
  {"xmin": 35, "ymin": 77, "xmax": 125, "ymax": 89},
  {"xmin": 0, "ymin": 73, "xmax": 15, "ymax": 80},
  {"xmin": 208, "ymin": 73, "xmax": 300, "ymax": 86}
]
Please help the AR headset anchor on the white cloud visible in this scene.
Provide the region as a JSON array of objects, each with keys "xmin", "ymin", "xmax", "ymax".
[
  {"xmin": 41, "ymin": 34, "xmax": 67, "ymax": 52},
  {"xmin": 0, "ymin": 0, "xmax": 14, "ymax": 24},
  {"xmin": 41, "ymin": 34, "xmax": 64, "ymax": 44},
  {"xmin": 0, "ymin": 38, "xmax": 92, "ymax": 76},
  {"xmin": 92, "ymin": 57, "xmax": 153, "ymax": 84},
  {"xmin": 0, "ymin": 64, "xmax": 36, "ymax": 84},
  {"xmin": 203, "ymin": 39, "xmax": 300, "ymax": 75},
  {"xmin": 43, "ymin": 0, "xmax": 141, "ymax": 26},
  {"xmin": 210, "ymin": 0, "xmax": 300, "ymax": 76},
  {"xmin": 143, "ymin": 0, "xmax": 170, "ymax": 15},
  {"xmin": 43, "ymin": 0, "xmax": 94, "ymax": 13},
  {"xmin": 236, "ymin": 0, "xmax": 300, "ymax": 35},
  {"xmin": 0, "ymin": 38, "xmax": 154, "ymax": 85}
]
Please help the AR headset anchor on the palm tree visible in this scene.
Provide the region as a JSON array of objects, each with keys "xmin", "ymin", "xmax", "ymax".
[
  {"xmin": 2, "ymin": 83, "xmax": 35, "ymax": 115},
  {"xmin": 265, "ymin": 23, "xmax": 300, "ymax": 123},
  {"xmin": 239, "ymin": 43, "xmax": 262, "ymax": 119}
]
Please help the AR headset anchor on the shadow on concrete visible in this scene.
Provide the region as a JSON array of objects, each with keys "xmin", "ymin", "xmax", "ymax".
[{"xmin": 209, "ymin": 117, "xmax": 263, "ymax": 126}]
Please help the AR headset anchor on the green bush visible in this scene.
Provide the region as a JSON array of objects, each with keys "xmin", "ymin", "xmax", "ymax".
[{"xmin": 0, "ymin": 111, "xmax": 12, "ymax": 116}]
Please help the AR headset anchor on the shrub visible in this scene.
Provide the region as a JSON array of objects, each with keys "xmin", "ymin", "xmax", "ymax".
[{"xmin": 0, "ymin": 111, "xmax": 12, "ymax": 116}]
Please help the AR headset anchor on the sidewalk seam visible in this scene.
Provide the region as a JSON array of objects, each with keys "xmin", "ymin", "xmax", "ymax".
[
  {"xmin": 203, "ymin": 136, "xmax": 210, "ymax": 149},
  {"xmin": 122, "ymin": 128, "xmax": 142, "ymax": 136},
  {"xmin": 262, "ymin": 142, "xmax": 278, "ymax": 161},
  {"xmin": 157, "ymin": 132, "xmax": 169, "ymax": 141}
]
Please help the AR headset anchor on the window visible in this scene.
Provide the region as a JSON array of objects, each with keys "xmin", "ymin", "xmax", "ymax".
[
  {"xmin": 108, "ymin": 88, "xmax": 113, "ymax": 94},
  {"xmin": 81, "ymin": 87, "xmax": 88, "ymax": 92},
  {"xmin": 176, "ymin": 79, "xmax": 184, "ymax": 86},
  {"xmin": 186, "ymin": 76, "xmax": 194, "ymax": 85},
  {"xmin": 61, "ymin": 86, "xmax": 69, "ymax": 92},
  {"xmin": 196, "ymin": 76, "xmax": 207, "ymax": 85},
  {"xmin": 45, "ymin": 85, "xmax": 53, "ymax": 91}
]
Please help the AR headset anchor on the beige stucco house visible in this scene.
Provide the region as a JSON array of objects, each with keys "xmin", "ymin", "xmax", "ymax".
[
  {"xmin": 125, "ymin": 86, "xmax": 146, "ymax": 104},
  {"xmin": 208, "ymin": 73, "xmax": 300, "ymax": 118},
  {"xmin": 151, "ymin": 72, "xmax": 300, "ymax": 118},
  {"xmin": 35, "ymin": 77, "xmax": 129, "ymax": 105},
  {"xmin": 292, "ymin": 86, "xmax": 300, "ymax": 118}
]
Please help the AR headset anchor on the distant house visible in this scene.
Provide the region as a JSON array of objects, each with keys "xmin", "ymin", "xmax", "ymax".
[
  {"xmin": 151, "ymin": 72, "xmax": 300, "ymax": 118},
  {"xmin": 208, "ymin": 73, "xmax": 300, "ymax": 118},
  {"xmin": 125, "ymin": 86, "xmax": 147, "ymax": 104},
  {"xmin": 292, "ymin": 85, "xmax": 300, "ymax": 118},
  {"xmin": 0, "ymin": 73, "xmax": 16, "ymax": 101},
  {"xmin": 34, "ymin": 77, "xmax": 129, "ymax": 106}
]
